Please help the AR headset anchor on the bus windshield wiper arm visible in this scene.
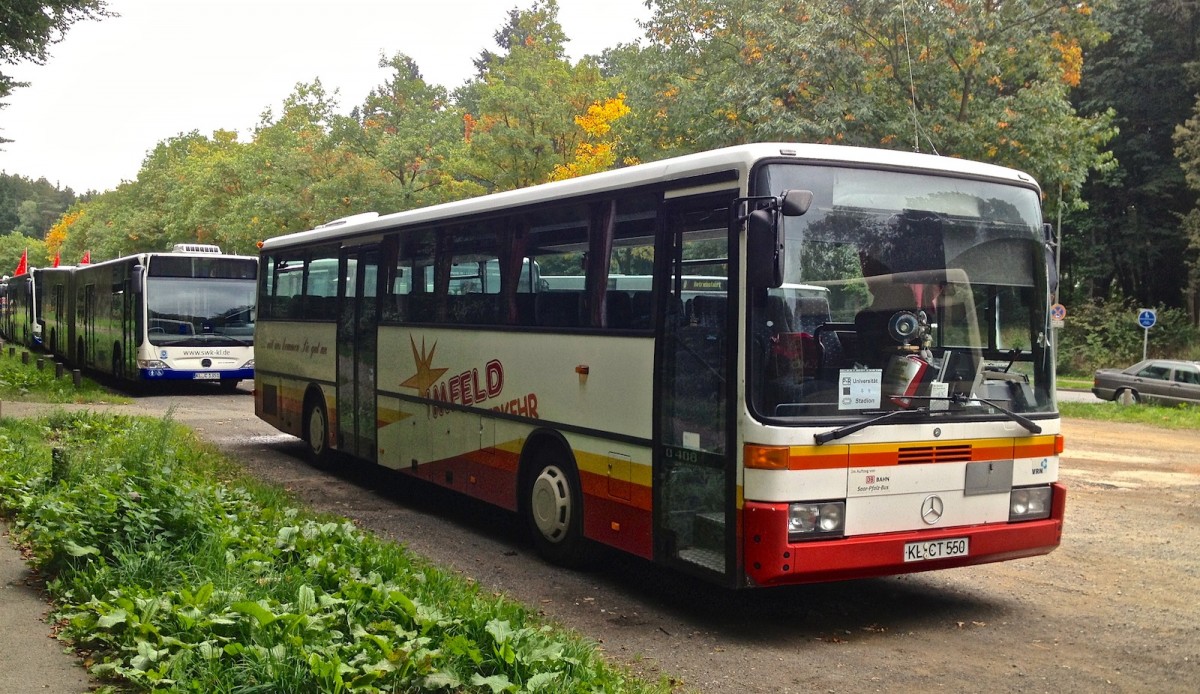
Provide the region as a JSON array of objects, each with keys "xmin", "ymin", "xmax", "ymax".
[
  {"xmin": 814, "ymin": 408, "xmax": 928, "ymax": 445},
  {"xmin": 900, "ymin": 393, "xmax": 1043, "ymax": 435},
  {"xmin": 949, "ymin": 393, "xmax": 1042, "ymax": 434}
]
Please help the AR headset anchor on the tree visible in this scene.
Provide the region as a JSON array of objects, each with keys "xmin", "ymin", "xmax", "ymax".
[
  {"xmin": 1176, "ymin": 92, "xmax": 1200, "ymax": 319},
  {"xmin": 333, "ymin": 52, "xmax": 472, "ymax": 210},
  {"xmin": 1, "ymin": 0, "xmax": 113, "ymax": 143},
  {"xmin": 1069, "ymin": 0, "xmax": 1200, "ymax": 311},
  {"xmin": 613, "ymin": 0, "xmax": 1115, "ymax": 206},
  {"xmin": 456, "ymin": 0, "xmax": 627, "ymax": 192}
]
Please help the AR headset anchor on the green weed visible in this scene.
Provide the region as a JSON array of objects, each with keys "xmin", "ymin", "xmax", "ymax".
[{"xmin": 0, "ymin": 412, "xmax": 669, "ymax": 693}]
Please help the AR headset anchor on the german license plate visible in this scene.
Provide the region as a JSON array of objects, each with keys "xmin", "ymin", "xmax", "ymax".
[
  {"xmin": 193, "ymin": 372, "xmax": 220, "ymax": 380},
  {"xmin": 903, "ymin": 537, "xmax": 969, "ymax": 562}
]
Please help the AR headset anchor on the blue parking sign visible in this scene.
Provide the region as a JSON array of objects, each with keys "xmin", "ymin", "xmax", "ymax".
[{"xmin": 1137, "ymin": 308, "xmax": 1156, "ymax": 329}]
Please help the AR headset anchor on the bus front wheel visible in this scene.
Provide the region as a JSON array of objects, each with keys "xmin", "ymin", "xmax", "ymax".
[
  {"xmin": 523, "ymin": 450, "xmax": 595, "ymax": 568},
  {"xmin": 303, "ymin": 394, "xmax": 333, "ymax": 467}
]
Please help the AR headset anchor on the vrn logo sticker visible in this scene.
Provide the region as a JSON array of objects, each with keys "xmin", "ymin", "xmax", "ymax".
[{"xmin": 1032, "ymin": 458, "xmax": 1049, "ymax": 475}]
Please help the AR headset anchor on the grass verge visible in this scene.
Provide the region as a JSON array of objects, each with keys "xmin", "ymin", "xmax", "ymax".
[
  {"xmin": 0, "ymin": 346, "xmax": 126, "ymax": 403},
  {"xmin": 1058, "ymin": 400, "xmax": 1200, "ymax": 429},
  {"xmin": 0, "ymin": 411, "xmax": 669, "ymax": 693}
]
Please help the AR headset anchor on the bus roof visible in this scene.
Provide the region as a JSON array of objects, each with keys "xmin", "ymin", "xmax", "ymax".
[{"xmin": 261, "ymin": 142, "xmax": 1041, "ymax": 251}]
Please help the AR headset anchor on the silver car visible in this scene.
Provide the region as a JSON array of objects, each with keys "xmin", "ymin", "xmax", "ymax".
[{"xmin": 1091, "ymin": 359, "xmax": 1200, "ymax": 405}]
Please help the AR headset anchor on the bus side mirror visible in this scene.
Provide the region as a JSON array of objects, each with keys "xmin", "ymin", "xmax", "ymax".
[
  {"xmin": 132, "ymin": 264, "xmax": 145, "ymax": 293},
  {"xmin": 781, "ymin": 189, "xmax": 813, "ymax": 217},
  {"xmin": 746, "ymin": 190, "xmax": 812, "ymax": 288},
  {"xmin": 747, "ymin": 208, "xmax": 784, "ymax": 288}
]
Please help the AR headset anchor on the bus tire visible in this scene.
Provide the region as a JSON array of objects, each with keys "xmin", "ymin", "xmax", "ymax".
[
  {"xmin": 523, "ymin": 448, "xmax": 596, "ymax": 568},
  {"xmin": 218, "ymin": 379, "xmax": 240, "ymax": 393},
  {"xmin": 303, "ymin": 391, "xmax": 333, "ymax": 467}
]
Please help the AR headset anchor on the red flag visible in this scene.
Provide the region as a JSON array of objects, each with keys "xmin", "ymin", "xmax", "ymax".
[
  {"xmin": 52, "ymin": 252, "xmax": 61, "ymax": 268},
  {"xmin": 79, "ymin": 250, "xmax": 91, "ymax": 265},
  {"xmin": 14, "ymin": 249, "xmax": 27, "ymax": 275}
]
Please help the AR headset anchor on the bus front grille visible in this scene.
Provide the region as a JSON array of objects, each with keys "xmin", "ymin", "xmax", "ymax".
[{"xmin": 896, "ymin": 444, "xmax": 972, "ymax": 465}]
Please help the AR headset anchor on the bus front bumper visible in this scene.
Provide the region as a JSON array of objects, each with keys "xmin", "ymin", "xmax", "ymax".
[
  {"xmin": 139, "ymin": 367, "xmax": 255, "ymax": 382},
  {"xmin": 742, "ymin": 482, "xmax": 1066, "ymax": 586}
]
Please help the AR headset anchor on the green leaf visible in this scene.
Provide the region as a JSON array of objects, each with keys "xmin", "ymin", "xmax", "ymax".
[
  {"xmin": 231, "ymin": 600, "xmax": 278, "ymax": 626},
  {"xmin": 96, "ymin": 609, "xmax": 127, "ymax": 629},
  {"xmin": 64, "ymin": 540, "xmax": 100, "ymax": 557},
  {"xmin": 470, "ymin": 672, "xmax": 515, "ymax": 693}
]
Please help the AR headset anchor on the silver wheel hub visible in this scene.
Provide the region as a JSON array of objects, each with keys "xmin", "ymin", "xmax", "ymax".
[
  {"xmin": 308, "ymin": 407, "xmax": 326, "ymax": 453},
  {"xmin": 530, "ymin": 465, "xmax": 571, "ymax": 543}
]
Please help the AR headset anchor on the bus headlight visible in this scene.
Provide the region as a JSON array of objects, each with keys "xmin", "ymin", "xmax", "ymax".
[
  {"xmin": 1009, "ymin": 486, "xmax": 1052, "ymax": 521},
  {"xmin": 243, "ymin": 359, "xmax": 255, "ymax": 368},
  {"xmin": 788, "ymin": 501, "xmax": 845, "ymax": 541},
  {"xmin": 137, "ymin": 359, "xmax": 168, "ymax": 370}
]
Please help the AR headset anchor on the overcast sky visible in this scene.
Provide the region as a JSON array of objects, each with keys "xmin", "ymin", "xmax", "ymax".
[{"xmin": 0, "ymin": 0, "xmax": 651, "ymax": 194}]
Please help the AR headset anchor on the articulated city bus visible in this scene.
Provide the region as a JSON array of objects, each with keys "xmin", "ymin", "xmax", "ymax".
[
  {"xmin": 40, "ymin": 245, "xmax": 258, "ymax": 389},
  {"xmin": 254, "ymin": 143, "xmax": 1065, "ymax": 588}
]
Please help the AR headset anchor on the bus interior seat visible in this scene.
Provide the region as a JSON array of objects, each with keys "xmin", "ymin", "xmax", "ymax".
[
  {"xmin": 794, "ymin": 295, "xmax": 832, "ymax": 334},
  {"xmin": 536, "ymin": 291, "xmax": 583, "ymax": 327},
  {"xmin": 689, "ymin": 294, "xmax": 726, "ymax": 328},
  {"xmin": 764, "ymin": 294, "xmax": 793, "ymax": 334},
  {"xmin": 629, "ymin": 291, "xmax": 654, "ymax": 328}
]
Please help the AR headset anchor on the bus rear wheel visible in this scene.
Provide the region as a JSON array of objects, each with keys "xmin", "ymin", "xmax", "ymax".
[
  {"xmin": 524, "ymin": 451, "xmax": 595, "ymax": 568},
  {"xmin": 303, "ymin": 394, "xmax": 333, "ymax": 467}
]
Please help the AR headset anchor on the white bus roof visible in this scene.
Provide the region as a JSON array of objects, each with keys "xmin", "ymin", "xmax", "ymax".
[{"xmin": 261, "ymin": 142, "xmax": 1041, "ymax": 252}]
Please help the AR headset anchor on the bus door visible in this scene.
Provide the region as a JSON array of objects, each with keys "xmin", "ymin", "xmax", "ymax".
[
  {"xmin": 654, "ymin": 191, "xmax": 738, "ymax": 585},
  {"xmin": 337, "ymin": 246, "xmax": 380, "ymax": 463},
  {"xmin": 81, "ymin": 284, "xmax": 96, "ymax": 368}
]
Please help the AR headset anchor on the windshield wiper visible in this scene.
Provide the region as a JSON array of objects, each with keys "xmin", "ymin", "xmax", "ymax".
[
  {"xmin": 814, "ymin": 407, "xmax": 929, "ymax": 445},
  {"xmin": 813, "ymin": 393, "xmax": 1042, "ymax": 446},
  {"xmin": 945, "ymin": 393, "xmax": 1042, "ymax": 435}
]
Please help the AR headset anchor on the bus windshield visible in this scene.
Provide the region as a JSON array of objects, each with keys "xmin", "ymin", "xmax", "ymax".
[
  {"xmin": 750, "ymin": 163, "xmax": 1053, "ymax": 421},
  {"xmin": 146, "ymin": 276, "xmax": 257, "ymax": 346}
]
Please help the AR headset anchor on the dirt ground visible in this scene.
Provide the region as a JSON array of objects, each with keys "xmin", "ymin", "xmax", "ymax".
[{"xmin": 3, "ymin": 390, "xmax": 1198, "ymax": 692}]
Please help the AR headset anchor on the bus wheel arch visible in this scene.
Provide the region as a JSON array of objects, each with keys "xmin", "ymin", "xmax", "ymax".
[
  {"xmin": 302, "ymin": 386, "xmax": 333, "ymax": 467},
  {"xmin": 519, "ymin": 430, "xmax": 596, "ymax": 568}
]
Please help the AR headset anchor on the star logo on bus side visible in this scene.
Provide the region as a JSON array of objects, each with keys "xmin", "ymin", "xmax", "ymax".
[{"xmin": 399, "ymin": 336, "xmax": 447, "ymax": 398}]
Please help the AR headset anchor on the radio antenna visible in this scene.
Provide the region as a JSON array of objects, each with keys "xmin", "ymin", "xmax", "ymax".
[{"xmin": 899, "ymin": 0, "xmax": 938, "ymax": 155}]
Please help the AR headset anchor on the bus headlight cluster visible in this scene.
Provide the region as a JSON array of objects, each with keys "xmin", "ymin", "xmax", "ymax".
[
  {"xmin": 788, "ymin": 501, "xmax": 845, "ymax": 541},
  {"xmin": 137, "ymin": 359, "xmax": 168, "ymax": 370},
  {"xmin": 1009, "ymin": 486, "xmax": 1052, "ymax": 521},
  {"xmin": 243, "ymin": 359, "xmax": 255, "ymax": 368}
]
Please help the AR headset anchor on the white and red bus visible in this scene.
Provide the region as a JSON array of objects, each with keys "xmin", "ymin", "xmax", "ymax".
[{"xmin": 254, "ymin": 143, "xmax": 1065, "ymax": 588}]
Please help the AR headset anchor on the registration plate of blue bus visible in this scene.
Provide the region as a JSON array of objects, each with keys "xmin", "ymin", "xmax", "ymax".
[
  {"xmin": 193, "ymin": 372, "xmax": 220, "ymax": 380},
  {"xmin": 903, "ymin": 537, "xmax": 969, "ymax": 562}
]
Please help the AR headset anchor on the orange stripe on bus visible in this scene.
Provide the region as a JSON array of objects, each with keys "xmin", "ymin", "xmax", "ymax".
[{"xmin": 787, "ymin": 436, "xmax": 1052, "ymax": 470}]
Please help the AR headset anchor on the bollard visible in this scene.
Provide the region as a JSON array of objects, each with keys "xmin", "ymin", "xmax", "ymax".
[
  {"xmin": 51, "ymin": 448, "xmax": 68, "ymax": 483},
  {"xmin": 21, "ymin": 351, "xmax": 29, "ymax": 365},
  {"xmin": 56, "ymin": 362, "xmax": 65, "ymax": 378},
  {"xmin": 72, "ymin": 369, "xmax": 83, "ymax": 388},
  {"xmin": 37, "ymin": 356, "xmax": 45, "ymax": 370},
  {"xmin": 7, "ymin": 346, "xmax": 14, "ymax": 357}
]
